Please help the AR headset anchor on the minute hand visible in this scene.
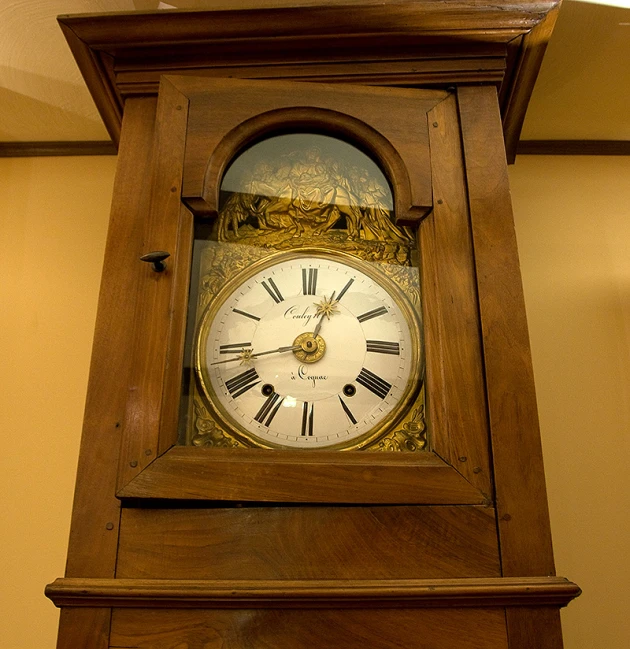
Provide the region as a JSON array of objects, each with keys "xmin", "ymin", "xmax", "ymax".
[
  {"xmin": 252, "ymin": 344, "xmax": 301, "ymax": 358},
  {"xmin": 210, "ymin": 344, "xmax": 300, "ymax": 365}
]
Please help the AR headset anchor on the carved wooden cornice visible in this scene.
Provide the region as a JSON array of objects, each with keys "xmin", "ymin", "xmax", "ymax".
[{"xmin": 58, "ymin": 1, "xmax": 561, "ymax": 163}]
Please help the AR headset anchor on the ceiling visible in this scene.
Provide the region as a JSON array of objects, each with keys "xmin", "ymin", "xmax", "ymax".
[{"xmin": 0, "ymin": 0, "xmax": 628, "ymax": 144}]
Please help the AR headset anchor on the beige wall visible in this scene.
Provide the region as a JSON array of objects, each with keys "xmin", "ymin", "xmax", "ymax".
[
  {"xmin": 509, "ymin": 155, "xmax": 630, "ymax": 649},
  {"xmin": 0, "ymin": 156, "xmax": 115, "ymax": 649},
  {"xmin": 1, "ymin": 154, "xmax": 628, "ymax": 648}
]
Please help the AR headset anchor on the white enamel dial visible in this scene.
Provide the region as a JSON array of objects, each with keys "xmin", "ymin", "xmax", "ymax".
[{"xmin": 196, "ymin": 252, "xmax": 419, "ymax": 448}]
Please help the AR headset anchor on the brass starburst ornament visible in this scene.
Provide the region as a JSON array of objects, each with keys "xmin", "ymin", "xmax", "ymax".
[
  {"xmin": 314, "ymin": 294, "xmax": 340, "ymax": 320},
  {"xmin": 238, "ymin": 348, "xmax": 254, "ymax": 365}
]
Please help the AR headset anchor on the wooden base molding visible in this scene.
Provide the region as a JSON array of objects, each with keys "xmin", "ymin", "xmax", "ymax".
[{"xmin": 46, "ymin": 577, "xmax": 580, "ymax": 610}]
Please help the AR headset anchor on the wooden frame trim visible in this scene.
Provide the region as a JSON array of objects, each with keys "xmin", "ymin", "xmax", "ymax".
[
  {"xmin": 114, "ymin": 83, "xmax": 490, "ymax": 505},
  {"xmin": 46, "ymin": 576, "xmax": 581, "ymax": 609},
  {"xmin": 195, "ymin": 103, "xmax": 430, "ymax": 224},
  {"xmin": 117, "ymin": 448, "xmax": 485, "ymax": 504}
]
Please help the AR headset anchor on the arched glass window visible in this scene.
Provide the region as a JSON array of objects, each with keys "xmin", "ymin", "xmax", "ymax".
[{"xmin": 217, "ymin": 133, "xmax": 404, "ymax": 243}]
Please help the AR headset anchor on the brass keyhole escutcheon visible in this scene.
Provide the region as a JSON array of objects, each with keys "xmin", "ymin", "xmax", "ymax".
[{"xmin": 293, "ymin": 332, "xmax": 326, "ymax": 364}]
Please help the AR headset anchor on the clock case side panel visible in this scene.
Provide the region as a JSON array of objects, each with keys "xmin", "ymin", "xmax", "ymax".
[
  {"xmin": 51, "ymin": 96, "xmax": 159, "ymax": 649},
  {"xmin": 116, "ymin": 76, "xmax": 490, "ymax": 505},
  {"xmin": 457, "ymin": 85, "xmax": 565, "ymax": 648}
]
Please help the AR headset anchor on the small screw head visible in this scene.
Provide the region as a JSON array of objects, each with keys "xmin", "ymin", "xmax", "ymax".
[
  {"xmin": 130, "ymin": 460, "xmax": 138, "ymax": 468},
  {"xmin": 106, "ymin": 522, "xmax": 114, "ymax": 531},
  {"xmin": 459, "ymin": 456, "xmax": 467, "ymax": 462},
  {"xmin": 145, "ymin": 449, "xmax": 152, "ymax": 456}
]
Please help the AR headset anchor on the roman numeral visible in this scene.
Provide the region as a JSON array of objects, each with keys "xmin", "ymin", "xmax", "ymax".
[
  {"xmin": 254, "ymin": 391, "xmax": 284, "ymax": 426},
  {"xmin": 337, "ymin": 278, "xmax": 354, "ymax": 301},
  {"xmin": 219, "ymin": 342, "xmax": 252, "ymax": 354},
  {"xmin": 338, "ymin": 396, "xmax": 357, "ymax": 425},
  {"xmin": 357, "ymin": 306, "xmax": 388, "ymax": 322},
  {"xmin": 302, "ymin": 268, "xmax": 318, "ymax": 295},
  {"xmin": 225, "ymin": 368, "xmax": 260, "ymax": 398},
  {"xmin": 366, "ymin": 340, "xmax": 400, "ymax": 355},
  {"xmin": 261, "ymin": 277, "xmax": 284, "ymax": 303},
  {"xmin": 356, "ymin": 367, "xmax": 392, "ymax": 400},
  {"xmin": 301, "ymin": 402, "xmax": 314, "ymax": 436},
  {"xmin": 232, "ymin": 308, "xmax": 260, "ymax": 321}
]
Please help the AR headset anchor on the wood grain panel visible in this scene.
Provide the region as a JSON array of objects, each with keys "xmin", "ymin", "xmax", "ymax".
[
  {"xmin": 56, "ymin": 608, "xmax": 110, "ymax": 649},
  {"xmin": 63, "ymin": 97, "xmax": 157, "ymax": 578},
  {"xmin": 456, "ymin": 86, "xmax": 555, "ymax": 578},
  {"xmin": 422, "ymin": 94, "xmax": 491, "ymax": 495},
  {"xmin": 116, "ymin": 506, "xmax": 500, "ymax": 580},
  {"xmin": 110, "ymin": 607, "xmax": 509, "ymax": 649},
  {"xmin": 506, "ymin": 607, "xmax": 565, "ymax": 649}
]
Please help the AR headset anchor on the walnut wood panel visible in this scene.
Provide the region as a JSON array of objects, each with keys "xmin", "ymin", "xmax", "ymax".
[
  {"xmin": 457, "ymin": 86, "xmax": 555, "ymax": 578},
  {"xmin": 110, "ymin": 607, "xmax": 509, "ymax": 649},
  {"xmin": 117, "ymin": 78, "xmax": 190, "ymax": 489},
  {"xmin": 117, "ymin": 448, "xmax": 484, "ymax": 504},
  {"xmin": 176, "ymin": 76, "xmax": 442, "ymax": 219},
  {"xmin": 63, "ymin": 97, "xmax": 157, "ymax": 578},
  {"xmin": 58, "ymin": 2, "xmax": 560, "ymax": 161},
  {"xmin": 506, "ymin": 607, "xmax": 565, "ymax": 649},
  {"xmin": 116, "ymin": 506, "xmax": 500, "ymax": 581},
  {"xmin": 47, "ymin": 576, "xmax": 580, "ymax": 609},
  {"xmin": 422, "ymin": 94, "xmax": 491, "ymax": 495},
  {"xmin": 56, "ymin": 608, "xmax": 110, "ymax": 649}
]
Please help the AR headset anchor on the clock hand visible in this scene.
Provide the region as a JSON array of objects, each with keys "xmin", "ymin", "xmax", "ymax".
[
  {"xmin": 253, "ymin": 344, "xmax": 301, "ymax": 358},
  {"xmin": 211, "ymin": 344, "xmax": 301, "ymax": 365}
]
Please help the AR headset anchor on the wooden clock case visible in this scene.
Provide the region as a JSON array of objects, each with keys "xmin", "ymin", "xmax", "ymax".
[{"xmin": 46, "ymin": 3, "xmax": 580, "ymax": 648}]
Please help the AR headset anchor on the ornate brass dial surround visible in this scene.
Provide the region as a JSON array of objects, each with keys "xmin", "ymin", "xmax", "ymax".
[{"xmin": 193, "ymin": 247, "xmax": 424, "ymax": 451}]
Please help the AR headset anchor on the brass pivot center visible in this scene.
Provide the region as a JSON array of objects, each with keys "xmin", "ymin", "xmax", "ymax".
[{"xmin": 293, "ymin": 332, "xmax": 326, "ymax": 364}]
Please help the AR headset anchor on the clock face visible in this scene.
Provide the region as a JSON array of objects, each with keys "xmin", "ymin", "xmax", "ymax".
[{"xmin": 196, "ymin": 250, "xmax": 420, "ymax": 449}]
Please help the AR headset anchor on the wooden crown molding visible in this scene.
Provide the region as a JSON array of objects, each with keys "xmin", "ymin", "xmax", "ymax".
[
  {"xmin": 46, "ymin": 576, "xmax": 581, "ymax": 610},
  {"xmin": 57, "ymin": 1, "xmax": 562, "ymax": 163}
]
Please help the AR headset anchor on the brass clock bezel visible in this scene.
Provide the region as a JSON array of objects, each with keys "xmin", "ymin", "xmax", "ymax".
[{"xmin": 194, "ymin": 246, "xmax": 423, "ymax": 451}]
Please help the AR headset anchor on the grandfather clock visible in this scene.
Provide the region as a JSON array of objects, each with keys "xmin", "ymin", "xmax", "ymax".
[{"xmin": 46, "ymin": 3, "xmax": 580, "ymax": 648}]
